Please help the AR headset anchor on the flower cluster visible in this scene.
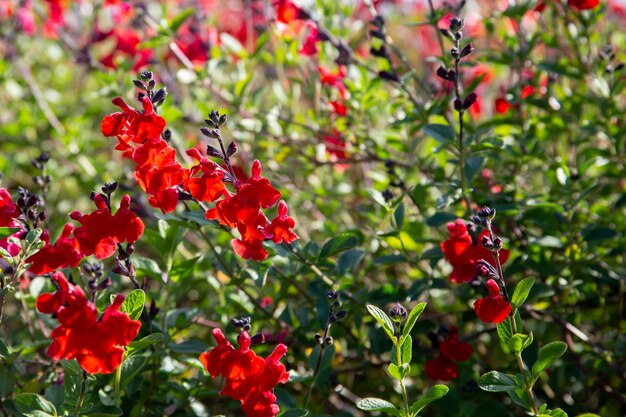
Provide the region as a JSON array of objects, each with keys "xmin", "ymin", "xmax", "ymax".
[
  {"xmin": 27, "ymin": 194, "xmax": 144, "ymax": 275},
  {"xmin": 200, "ymin": 329, "xmax": 289, "ymax": 417},
  {"xmin": 425, "ymin": 327, "xmax": 473, "ymax": 381},
  {"xmin": 36, "ymin": 272, "xmax": 141, "ymax": 374},
  {"xmin": 440, "ymin": 219, "xmax": 509, "ymax": 283},
  {"xmin": 0, "ymin": 188, "xmax": 22, "ymax": 257},
  {"xmin": 101, "ymin": 76, "xmax": 298, "ymax": 260}
]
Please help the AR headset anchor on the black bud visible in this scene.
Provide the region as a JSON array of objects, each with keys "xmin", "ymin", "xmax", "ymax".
[{"xmin": 227, "ymin": 142, "xmax": 237, "ymax": 157}]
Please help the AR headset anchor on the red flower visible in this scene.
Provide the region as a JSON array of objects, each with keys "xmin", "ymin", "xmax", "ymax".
[
  {"xmin": 473, "ymin": 279, "xmax": 512, "ymax": 324},
  {"xmin": 0, "ymin": 188, "xmax": 22, "ymax": 257},
  {"xmin": 36, "ymin": 272, "xmax": 141, "ymax": 374},
  {"xmin": 568, "ymin": 0, "xmax": 600, "ymax": 10},
  {"xmin": 274, "ymin": 0, "xmax": 301, "ymax": 24},
  {"xmin": 299, "ymin": 22, "xmax": 319, "ymax": 56},
  {"xmin": 439, "ymin": 327, "xmax": 473, "ymax": 362},
  {"xmin": 263, "ymin": 201, "xmax": 298, "ymax": 244},
  {"xmin": 27, "ymin": 224, "xmax": 82, "ymax": 275},
  {"xmin": 440, "ymin": 219, "xmax": 509, "ymax": 283},
  {"xmin": 200, "ymin": 329, "xmax": 288, "ymax": 417},
  {"xmin": 101, "ymin": 96, "xmax": 166, "ymax": 147},
  {"xmin": 494, "ymin": 97, "xmax": 510, "ymax": 114},
  {"xmin": 185, "ymin": 148, "xmax": 227, "ymax": 203},
  {"xmin": 425, "ymin": 355, "xmax": 458, "ymax": 381},
  {"xmin": 69, "ymin": 194, "xmax": 144, "ymax": 259}
]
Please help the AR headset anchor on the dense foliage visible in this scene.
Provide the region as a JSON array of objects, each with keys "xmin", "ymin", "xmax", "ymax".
[{"xmin": 0, "ymin": 0, "xmax": 625, "ymax": 416}]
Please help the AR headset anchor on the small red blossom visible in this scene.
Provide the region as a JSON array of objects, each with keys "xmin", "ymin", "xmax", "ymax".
[
  {"xmin": 568, "ymin": 0, "xmax": 600, "ymax": 10},
  {"xmin": 494, "ymin": 97, "xmax": 510, "ymax": 114},
  {"xmin": 27, "ymin": 224, "xmax": 82, "ymax": 275},
  {"xmin": 199, "ymin": 329, "xmax": 289, "ymax": 417},
  {"xmin": 36, "ymin": 272, "xmax": 141, "ymax": 374},
  {"xmin": 274, "ymin": 0, "xmax": 301, "ymax": 24},
  {"xmin": 473, "ymin": 279, "xmax": 512, "ymax": 324},
  {"xmin": 69, "ymin": 194, "xmax": 144, "ymax": 259},
  {"xmin": 425, "ymin": 355, "xmax": 458, "ymax": 381},
  {"xmin": 299, "ymin": 22, "xmax": 319, "ymax": 56},
  {"xmin": 440, "ymin": 219, "xmax": 510, "ymax": 283},
  {"xmin": 0, "ymin": 188, "xmax": 22, "ymax": 257},
  {"xmin": 101, "ymin": 96, "xmax": 166, "ymax": 148},
  {"xmin": 263, "ymin": 201, "xmax": 299, "ymax": 244},
  {"xmin": 185, "ymin": 148, "xmax": 227, "ymax": 203}
]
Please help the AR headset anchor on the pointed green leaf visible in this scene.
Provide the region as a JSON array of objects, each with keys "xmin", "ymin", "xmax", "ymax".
[
  {"xmin": 511, "ymin": 277, "xmax": 535, "ymax": 308},
  {"xmin": 423, "ymin": 124, "xmax": 455, "ymax": 145},
  {"xmin": 0, "ymin": 339, "xmax": 8, "ymax": 358},
  {"xmin": 127, "ymin": 333, "xmax": 164, "ymax": 356},
  {"xmin": 120, "ymin": 289, "xmax": 145, "ymax": 320},
  {"xmin": 532, "ymin": 342, "xmax": 567, "ymax": 379},
  {"xmin": 387, "ymin": 363, "xmax": 401, "ymax": 380},
  {"xmin": 366, "ymin": 304, "xmax": 396, "ymax": 342},
  {"xmin": 0, "ymin": 227, "xmax": 20, "ymax": 239},
  {"xmin": 356, "ymin": 398, "xmax": 399, "ymax": 415},
  {"xmin": 319, "ymin": 233, "xmax": 359, "ymax": 259},
  {"xmin": 120, "ymin": 355, "xmax": 147, "ymax": 390},
  {"xmin": 14, "ymin": 393, "xmax": 57, "ymax": 416},
  {"xmin": 401, "ymin": 335, "xmax": 412, "ymax": 365},
  {"xmin": 394, "ymin": 203, "xmax": 405, "ymax": 230},
  {"xmin": 401, "ymin": 302, "xmax": 427, "ymax": 341},
  {"xmin": 478, "ymin": 371, "xmax": 519, "ymax": 392},
  {"xmin": 508, "ymin": 333, "xmax": 533, "ymax": 353},
  {"xmin": 409, "ymin": 385, "xmax": 449, "ymax": 415},
  {"xmin": 496, "ymin": 317, "xmax": 513, "ymax": 344}
]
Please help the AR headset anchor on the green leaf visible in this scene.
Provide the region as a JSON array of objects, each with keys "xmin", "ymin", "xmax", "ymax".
[
  {"xmin": 532, "ymin": 342, "xmax": 567, "ymax": 379},
  {"xmin": 356, "ymin": 397, "xmax": 399, "ymax": 415},
  {"xmin": 120, "ymin": 355, "xmax": 147, "ymax": 390},
  {"xmin": 401, "ymin": 335, "xmax": 412, "ymax": 365},
  {"xmin": 387, "ymin": 363, "xmax": 401, "ymax": 380},
  {"xmin": 401, "ymin": 302, "xmax": 427, "ymax": 341},
  {"xmin": 511, "ymin": 277, "xmax": 535, "ymax": 308},
  {"xmin": 464, "ymin": 156, "xmax": 485, "ymax": 183},
  {"xmin": 127, "ymin": 333, "xmax": 164, "ymax": 355},
  {"xmin": 410, "ymin": 384, "xmax": 449, "ymax": 415},
  {"xmin": 366, "ymin": 304, "xmax": 396, "ymax": 342},
  {"xmin": 423, "ymin": 124, "xmax": 455, "ymax": 145},
  {"xmin": 508, "ymin": 333, "xmax": 533, "ymax": 353},
  {"xmin": 496, "ymin": 318, "xmax": 513, "ymax": 344},
  {"xmin": 82, "ymin": 404, "xmax": 124, "ymax": 416},
  {"xmin": 0, "ymin": 227, "xmax": 20, "ymax": 239},
  {"xmin": 478, "ymin": 371, "xmax": 519, "ymax": 392},
  {"xmin": 169, "ymin": 8, "xmax": 194, "ymax": 32},
  {"xmin": 394, "ymin": 203, "xmax": 405, "ymax": 229},
  {"xmin": 0, "ymin": 339, "xmax": 8, "ymax": 358},
  {"xmin": 278, "ymin": 409, "xmax": 309, "ymax": 417},
  {"xmin": 14, "ymin": 393, "xmax": 57, "ymax": 416},
  {"xmin": 319, "ymin": 233, "xmax": 359, "ymax": 259},
  {"xmin": 120, "ymin": 289, "xmax": 145, "ymax": 320}
]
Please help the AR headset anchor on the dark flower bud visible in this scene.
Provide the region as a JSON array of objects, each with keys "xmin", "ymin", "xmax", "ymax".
[
  {"xmin": 102, "ymin": 182, "xmax": 118, "ymax": 195},
  {"xmin": 334, "ymin": 310, "xmax": 348, "ymax": 321},
  {"xmin": 149, "ymin": 299, "xmax": 160, "ymax": 320},
  {"xmin": 460, "ymin": 43, "xmax": 474, "ymax": 58},
  {"xmin": 140, "ymin": 70, "xmax": 153, "ymax": 81},
  {"xmin": 436, "ymin": 66, "xmax": 450, "ymax": 80},
  {"xmin": 470, "ymin": 215, "xmax": 483, "ymax": 226},
  {"xmin": 481, "ymin": 235, "xmax": 494, "ymax": 250},
  {"xmin": 243, "ymin": 324, "xmax": 252, "ymax": 332},
  {"xmin": 163, "ymin": 129, "xmax": 172, "ymax": 141},
  {"xmin": 454, "ymin": 31, "xmax": 463, "ymax": 41},
  {"xmin": 440, "ymin": 28, "xmax": 452, "ymax": 39},
  {"xmin": 326, "ymin": 290, "xmax": 339, "ymax": 300},
  {"xmin": 449, "ymin": 17, "xmax": 465, "ymax": 33},
  {"xmin": 389, "ymin": 303, "xmax": 407, "ymax": 323},
  {"xmin": 97, "ymin": 277, "xmax": 112, "ymax": 290},
  {"xmin": 477, "ymin": 207, "xmax": 495, "ymax": 219},
  {"xmin": 38, "ymin": 211, "xmax": 47, "ymax": 222},
  {"xmin": 379, "ymin": 70, "xmax": 400, "ymax": 82},
  {"xmin": 493, "ymin": 237, "xmax": 503, "ymax": 251},
  {"xmin": 200, "ymin": 127, "xmax": 219, "ymax": 139},
  {"xmin": 451, "ymin": 47, "xmax": 459, "ymax": 59},
  {"xmin": 454, "ymin": 98, "xmax": 463, "ymax": 111},
  {"xmin": 370, "ymin": 15, "xmax": 384, "ymax": 27},
  {"xmin": 231, "ymin": 318, "xmax": 243, "ymax": 328},
  {"xmin": 152, "ymin": 87, "xmax": 167, "ymax": 105},
  {"xmin": 369, "ymin": 29, "xmax": 384, "ymax": 39},
  {"xmin": 147, "ymin": 79, "xmax": 156, "ymax": 91},
  {"xmin": 206, "ymin": 145, "xmax": 223, "ymax": 158},
  {"xmin": 250, "ymin": 332, "xmax": 265, "ymax": 345},
  {"xmin": 137, "ymin": 92, "xmax": 145, "ymax": 101},
  {"xmin": 463, "ymin": 92, "xmax": 478, "ymax": 110},
  {"xmin": 204, "ymin": 118, "xmax": 217, "ymax": 128},
  {"xmin": 132, "ymin": 79, "xmax": 144, "ymax": 89},
  {"xmin": 370, "ymin": 46, "xmax": 387, "ymax": 58},
  {"xmin": 382, "ymin": 188, "xmax": 394, "ymax": 202},
  {"xmin": 475, "ymin": 259, "xmax": 497, "ymax": 278},
  {"xmin": 227, "ymin": 142, "xmax": 238, "ymax": 157},
  {"xmin": 219, "ymin": 114, "xmax": 228, "ymax": 126},
  {"xmin": 324, "ymin": 336, "xmax": 334, "ymax": 345},
  {"xmin": 314, "ymin": 333, "xmax": 323, "ymax": 345},
  {"xmin": 209, "ymin": 110, "xmax": 220, "ymax": 126}
]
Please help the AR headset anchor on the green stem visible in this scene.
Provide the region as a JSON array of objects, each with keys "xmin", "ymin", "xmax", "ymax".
[
  {"xmin": 510, "ymin": 316, "xmax": 539, "ymax": 416},
  {"xmin": 114, "ymin": 365, "xmax": 122, "ymax": 402},
  {"xmin": 304, "ymin": 320, "xmax": 332, "ymax": 410},
  {"xmin": 396, "ymin": 338, "xmax": 410, "ymax": 415},
  {"xmin": 75, "ymin": 371, "xmax": 88, "ymax": 414}
]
